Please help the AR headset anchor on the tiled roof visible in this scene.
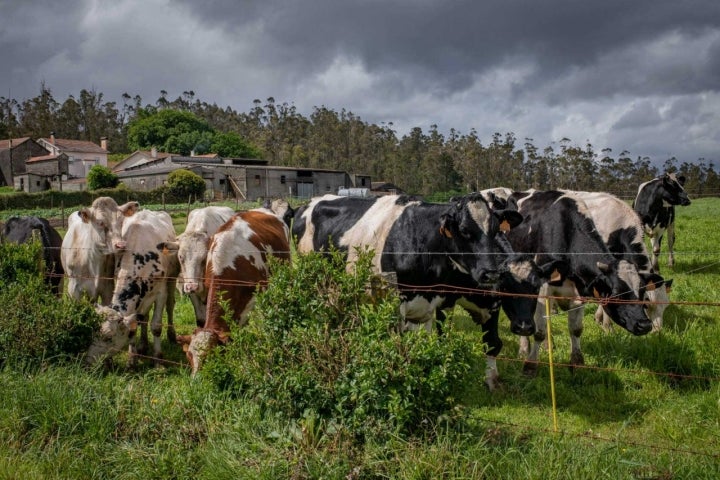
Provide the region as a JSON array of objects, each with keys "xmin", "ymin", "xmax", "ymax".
[
  {"xmin": 40, "ymin": 138, "xmax": 107, "ymax": 154},
  {"xmin": 0, "ymin": 137, "xmax": 31, "ymax": 150},
  {"xmin": 27, "ymin": 154, "xmax": 61, "ymax": 163}
]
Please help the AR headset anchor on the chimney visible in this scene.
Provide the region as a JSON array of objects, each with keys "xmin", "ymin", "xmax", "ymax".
[
  {"xmin": 151, "ymin": 146, "xmax": 157, "ymax": 158},
  {"xmin": 100, "ymin": 137, "xmax": 108, "ymax": 151},
  {"xmin": 50, "ymin": 132, "xmax": 56, "ymax": 144}
]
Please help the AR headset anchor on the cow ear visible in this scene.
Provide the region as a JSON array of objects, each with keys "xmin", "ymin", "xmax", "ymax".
[
  {"xmin": 176, "ymin": 334, "xmax": 192, "ymax": 346},
  {"xmin": 439, "ymin": 213, "xmax": 456, "ymax": 238},
  {"xmin": 123, "ymin": 314, "xmax": 138, "ymax": 333},
  {"xmin": 158, "ymin": 241, "xmax": 179, "ymax": 254},
  {"xmin": 539, "ymin": 259, "xmax": 569, "ymax": 285},
  {"xmin": 596, "ymin": 261, "xmax": 611, "ymax": 273},
  {"xmin": 587, "ymin": 276, "xmax": 611, "ymax": 298},
  {"xmin": 120, "ymin": 201, "xmax": 140, "ymax": 217},
  {"xmin": 677, "ymin": 175, "xmax": 686, "ymax": 186},
  {"xmin": 217, "ymin": 332, "xmax": 231, "ymax": 345},
  {"xmin": 495, "ymin": 210, "xmax": 523, "ymax": 231},
  {"xmin": 79, "ymin": 208, "xmax": 91, "ymax": 224},
  {"xmin": 664, "ymin": 278, "xmax": 673, "ymax": 289}
]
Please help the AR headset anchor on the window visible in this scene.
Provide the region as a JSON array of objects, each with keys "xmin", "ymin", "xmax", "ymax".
[
  {"xmin": 280, "ymin": 175, "xmax": 286, "ymax": 184},
  {"xmin": 255, "ymin": 174, "xmax": 261, "ymax": 186},
  {"xmin": 219, "ymin": 179, "xmax": 225, "ymax": 185},
  {"xmin": 361, "ymin": 177, "xmax": 367, "ymax": 186}
]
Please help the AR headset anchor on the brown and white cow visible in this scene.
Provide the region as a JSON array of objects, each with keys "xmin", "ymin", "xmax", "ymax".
[
  {"xmin": 88, "ymin": 209, "xmax": 179, "ymax": 366},
  {"xmin": 178, "ymin": 209, "xmax": 291, "ymax": 376},
  {"xmin": 159, "ymin": 206, "xmax": 235, "ymax": 327}
]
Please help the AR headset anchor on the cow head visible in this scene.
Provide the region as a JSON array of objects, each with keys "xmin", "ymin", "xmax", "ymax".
[
  {"xmin": 159, "ymin": 232, "xmax": 209, "ymax": 295},
  {"xmin": 441, "ymin": 194, "xmax": 524, "ymax": 287},
  {"xmin": 85, "ymin": 306, "xmax": 138, "ymax": 365},
  {"xmin": 587, "ymin": 260, "xmax": 652, "ymax": 335},
  {"xmin": 497, "ymin": 256, "xmax": 569, "ymax": 336},
  {"xmin": 79, "ymin": 197, "xmax": 139, "ymax": 254},
  {"xmin": 661, "ymin": 172, "xmax": 691, "ymax": 206},
  {"xmin": 178, "ymin": 328, "xmax": 230, "ymax": 376}
]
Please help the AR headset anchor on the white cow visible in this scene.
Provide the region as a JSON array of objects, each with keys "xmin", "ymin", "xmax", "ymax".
[
  {"xmin": 91, "ymin": 210, "xmax": 179, "ymax": 366},
  {"xmin": 160, "ymin": 206, "xmax": 235, "ymax": 327}
]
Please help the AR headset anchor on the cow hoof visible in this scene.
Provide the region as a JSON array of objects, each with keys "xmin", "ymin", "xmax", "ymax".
[
  {"xmin": 570, "ymin": 352, "xmax": 585, "ymax": 371},
  {"xmin": 166, "ymin": 327, "xmax": 177, "ymax": 344},
  {"xmin": 522, "ymin": 361, "xmax": 539, "ymax": 377}
]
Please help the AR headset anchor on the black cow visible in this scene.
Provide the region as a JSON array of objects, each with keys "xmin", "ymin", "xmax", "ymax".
[
  {"xmin": 633, "ymin": 172, "xmax": 691, "ymax": 271},
  {"xmin": 1, "ymin": 216, "xmax": 64, "ymax": 295},
  {"xmin": 505, "ymin": 190, "xmax": 653, "ymax": 374},
  {"xmin": 292, "ymin": 193, "xmax": 524, "ymax": 389}
]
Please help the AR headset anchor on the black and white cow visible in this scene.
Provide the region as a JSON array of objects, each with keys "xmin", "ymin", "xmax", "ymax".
[
  {"xmin": 567, "ymin": 190, "xmax": 672, "ymax": 332},
  {"xmin": 292, "ymin": 193, "xmax": 526, "ymax": 389},
  {"xmin": 504, "ymin": 190, "xmax": 653, "ymax": 374},
  {"xmin": 633, "ymin": 172, "xmax": 691, "ymax": 271},
  {"xmin": 89, "ymin": 210, "xmax": 179, "ymax": 366},
  {"xmin": 1, "ymin": 216, "xmax": 64, "ymax": 295}
]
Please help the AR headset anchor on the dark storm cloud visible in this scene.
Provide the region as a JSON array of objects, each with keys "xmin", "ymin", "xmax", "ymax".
[
  {"xmin": 177, "ymin": 0, "xmax": 720, "ymax": 99},
  {"xmin": 1, "ymin": 0, "xmax": 719, "ymax": 164}
]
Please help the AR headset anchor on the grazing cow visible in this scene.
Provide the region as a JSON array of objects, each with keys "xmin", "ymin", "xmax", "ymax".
[
  {"xmin": 90, "ymin": 210, "xmax": 179, "ymax": 366},
  {"xmin": 1, "ymin": 216, "xmax": 64, "ymax": 294},
  {"xmin": 633, "ymin": 172, "xmax": 691, "ymax": 270},
  {"xmin": 178, "ymin": 210, "xmax": 291, "ymax": 376},
  {"xmin": 292, "ymin": 193, "xmax": 525, "ymax": 389},
  {"xmin": 159, "ymin": 206, "xmax": 235, "ymax": 327},
  {"xmin": 61, "ymin": 212, "xmax": 116, "ymax": 304},
  {"xmin": 504, "ymin": 190, "xmax": 653, "ymax": 374},
  {"xmin": 566, "ymin": 190, "xmax": 672, "ymax": 332}
]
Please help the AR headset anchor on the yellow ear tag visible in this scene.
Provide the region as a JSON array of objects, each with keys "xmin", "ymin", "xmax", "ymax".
[
  {"xmin": 499, "ymin": 219, "xmax": 511, "ymax": 232},
  {"xmin": 646, "ymin": 281, "xmax": 656, "ymax": 291},
  {"xmin": 162, "ymin": 246, "xmax": 170, "ymax": 255},
  {"xmin": 593, "ymin": 287, "xmax": 601, "ymax": 298},
  {"xmin": 550, "ymin": 269, "xmax": 561, "ymax": 283},
  {"xmin": 439, "ymin": 226, "xmax": 452, "ymax": 238}
]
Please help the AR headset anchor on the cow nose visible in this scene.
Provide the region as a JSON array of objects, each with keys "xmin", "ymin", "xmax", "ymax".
[
  {"xmin": 184, "ymin": 282, "xmax": 199, "ymax": 294},
  {"xmin": 511, "ymin": 321, "xmax": 535, "ymax": 336},
  {"xmin": 633, "ymin": 321, "xmax": 653, "ymax": 336},
  {"xmin": 478, "ymin": 270, "xmax": 499, "ymax": 285}
]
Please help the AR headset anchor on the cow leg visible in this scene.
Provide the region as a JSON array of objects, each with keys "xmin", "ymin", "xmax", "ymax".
[
  {"xmin": 567, "ymin": 302, "xmax": 585, "ymax": 368},
  {"xmin": 165, "ymin": 279, "xmax": 176, "ymax": 344},
  {"xmin": 128, "ymin": 313, "xmax": 145, "ymax": 368},
  {"xmin": 151, "ymin": 293, "xmax": 169, "ymax": 366},
  {"xmin": 189, "ymin": 292, "xmax": 207, "ymax": 328},
  {"xmin": 666, "ymin": 221, "xmax": 675, "ymax": 268},
  {"xmin": 594, "ymin": 305, "xmax": 614, "ymax": 333},
  {"xmin": 650, "ymin": 233, "xmax": 663, "ymax": 272},
  {"xmin": 470, "ymin": 309, "xmax": 501, "ymax": 391},
  {"xmin": 522, "ymin": 295, "xmax": 547, "ymax": 377}
]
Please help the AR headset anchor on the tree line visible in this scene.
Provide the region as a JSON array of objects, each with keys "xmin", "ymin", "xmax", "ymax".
[{"xmin": 2, "ymin": 85, "xmax": 718, "ymax": 198}]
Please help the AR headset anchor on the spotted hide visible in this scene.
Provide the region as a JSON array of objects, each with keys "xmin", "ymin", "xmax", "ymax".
[
  {"xmin": 505, "ymin": 190, "xmax": 653, "ymax": 375},
  {"xmin": 566, "ymin": 190, "xmax": 671, "ymax": 333},
  {"xmin": 633, "ymin": 172, "xmax": 691, "ymax": 270},
  {"xmin": 90, "ymin": 210, "xmax": 179, "ymax": 367},
  {"xmin": 291, "ymin": 193, "xmax": 525, "ymax": 390},
  {"xmin": 179, "ymin": 209, "xmax": 291, "ymax": 376},
  {"xmin": 159, "ymin": 206, "xmax": 235, "ymax": 327}
]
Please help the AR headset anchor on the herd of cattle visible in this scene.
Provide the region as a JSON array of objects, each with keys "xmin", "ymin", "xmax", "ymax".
[{"xmin": 0, "ymin": 172, "xmax": 691, "ymax": 388}]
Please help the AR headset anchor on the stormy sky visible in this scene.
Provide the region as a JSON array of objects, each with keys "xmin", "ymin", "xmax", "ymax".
[{"xmin": 2, "ymin": 0, "xmax": 719, "ymax": 166}]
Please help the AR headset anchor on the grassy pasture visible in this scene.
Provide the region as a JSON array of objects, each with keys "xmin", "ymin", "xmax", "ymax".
[{"xmin": 0, "ymin": 197, "xmax": 719, "ymax": 478}]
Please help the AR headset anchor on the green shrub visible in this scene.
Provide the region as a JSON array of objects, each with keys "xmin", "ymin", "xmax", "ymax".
[
  {"xmin": 167, "ymin": 169, "xmax": 206, "ymax": 200},
  {"xmin": 0, "ymin": 242, "xmax": 101, "ymax": 368},
  {"xmin": 86, "ymin": 165, "xmax": 119, "ymax": 190},
  {"xmin": 203, "ymin": 249, "xmax": 482, "ymax": 442}
]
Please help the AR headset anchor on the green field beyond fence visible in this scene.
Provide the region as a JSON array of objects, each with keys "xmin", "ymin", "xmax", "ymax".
[{"xmin": 0, "ymin": 197, "xmax": 719, "ymax": 479}]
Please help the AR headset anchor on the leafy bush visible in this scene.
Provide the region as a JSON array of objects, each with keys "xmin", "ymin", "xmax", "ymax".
[
  {"xmin": 203, "ymin": 249, "xmax": 482, "ymax": 442},
  {"xmin": 167, "ymin": 169, "xmax": 206, "ymax": 200},
  {"xmin": 0, "ymin": 242, "xmax": 102, "ymax": 368},
  {"xmin": 87, "ymin": 165, "xmax": 120, "ymax": 190}
]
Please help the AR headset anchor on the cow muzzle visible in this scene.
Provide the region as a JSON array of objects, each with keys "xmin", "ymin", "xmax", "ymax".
[{"xmin": 183, "ymin": 281, "xmax": 199, "ymax": 294}]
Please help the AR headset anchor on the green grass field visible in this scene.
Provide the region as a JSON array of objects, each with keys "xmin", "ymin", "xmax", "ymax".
[{"xmin": 1, "ymin": 198, "xmax": 719, "ymax": 479}]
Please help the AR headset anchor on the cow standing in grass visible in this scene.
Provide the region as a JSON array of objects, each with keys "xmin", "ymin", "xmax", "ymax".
[
  {"xmin": 159, "ymin": 206, "xmax": 235, "ymax": 327},
  {"xmin": 178, "ymin": 209, "xmax": 291, "ymax": 376},
  {"xmin": 633, "ymin": 172, "xmax": 691, "ymax": 271}
]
